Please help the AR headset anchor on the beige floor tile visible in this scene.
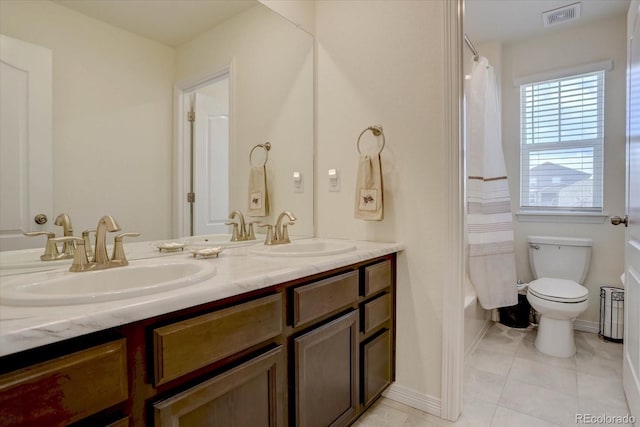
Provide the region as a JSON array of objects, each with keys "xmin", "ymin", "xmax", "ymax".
[
  {"xmin": 464, "ymin": 365, "xmax": 507, "ymax": 404},
  {"xmin": 354, "ymin": 399, "xmax": 410, "ymax": 426},
  {"xmin": 359, "ymin": 328, "xmax": 628, "ymax": 427},
  {"xmin": 577, "ymin": 372, "xmax": 628, "ymax": 410},
  {"xmin": 490, "ymin": 406, "xmax": 562, "ymax": 427},
  {"xmin": 452, "ymin": 398, "xmax": 497, "ymax": 427},
  {"xmin": 509, "ymin": 357, "xmax": 577, "ymax": 396},
  {"xmin": 475, "ymin": 323, "xmax": 527, "ymax": 356},
  {"xmin": 465, "ymin": 347, "xmax": 515, "ymax": 377},
  {"xmin": 498, "ymin": 377, "xmax": 578, "ymax": 426}
]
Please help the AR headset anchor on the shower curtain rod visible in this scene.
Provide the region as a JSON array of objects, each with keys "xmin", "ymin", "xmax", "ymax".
[{"xmin": 464, "ymin": 33, "xmax": 480, "ymax": 62}]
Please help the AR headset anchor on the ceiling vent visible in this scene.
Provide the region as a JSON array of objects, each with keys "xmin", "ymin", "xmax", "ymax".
[{"xmin": 542, "ymin": 2, "xmax": 581, "ymax": 27}]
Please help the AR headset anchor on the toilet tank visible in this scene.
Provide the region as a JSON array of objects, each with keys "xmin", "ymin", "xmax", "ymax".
[{"xmin": 528, "ymin": 236, "xmax": 592, "ymax": 283}]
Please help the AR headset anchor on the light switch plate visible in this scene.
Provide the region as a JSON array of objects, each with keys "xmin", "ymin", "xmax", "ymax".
[{"xmin": 328, "ymin": 168, "xmax": 340, "ymax": 192}]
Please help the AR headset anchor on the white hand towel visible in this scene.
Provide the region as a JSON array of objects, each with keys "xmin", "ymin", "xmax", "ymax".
[
  {"xmin": 248, "ymin": 165, "xmax": 269, "ymax": 217},
  {"xmin": 354, "ymin": 154, "xmax": 383, "ymax": 221}
]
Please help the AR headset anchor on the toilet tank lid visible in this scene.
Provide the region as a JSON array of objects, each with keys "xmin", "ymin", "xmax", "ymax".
[{"xmin": 527, "ymin": 235, "xmax": 592, "ymax": 247}]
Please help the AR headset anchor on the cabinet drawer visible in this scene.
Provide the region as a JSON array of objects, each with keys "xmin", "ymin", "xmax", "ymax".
[
  {"xmin": 362, "ymin": 292, "xmax": 391, "ymax": 334},
  {"xmin": 154, "ymin": 346, "xmax": 285, "ymax": 427},
  {"xmin": 292, "ymin": 270, "xmax": 359, "ymax": 327},
  {"xmin": 153, "ymin": 294, "xmax": 282, "ymax": 385},
  {"xmin": 362, "ymin": 330, "xmax": 391, "ymax": 407},
  {"xmin": 363, "ymin": 260, "xmax": 391, "ymax": 297},
  {"xmin": 0, "ymin": 339, "xmax": 128, "ymax": 426}
]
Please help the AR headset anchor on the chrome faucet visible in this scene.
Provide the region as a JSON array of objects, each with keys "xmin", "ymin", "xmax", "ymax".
[
  {"xmin": 225, "ymin": 210, "xmax": 256, "ymax": 241},
  {"xmin": 259, "ymin": 211, "xmax": 296, "ymax": 245},
  {"xmin": 92, "ymin": 215, "xmax": 121, "ymax": 264},
  {"xmin": 54, "ymin": 213, "xmax": 75, "ymax": 257}
]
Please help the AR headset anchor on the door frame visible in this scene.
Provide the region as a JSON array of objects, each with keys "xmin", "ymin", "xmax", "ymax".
[
  {"xmin": 173, "ymin": 64, "xmax": 234, "ymax": 238},
  {"xmin": 441, "ymin": 0, "xmax": 466, "ymax": 421}
]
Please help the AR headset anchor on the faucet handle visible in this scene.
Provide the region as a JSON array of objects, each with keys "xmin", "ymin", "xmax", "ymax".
[
  {"xmin": 111, "ymin": 232, "xmax": 140, "ymax": 265},
  {"xmin": 246, "ymin": 222, "xmax": 258, "ymax": 240},
  {"xmin": 256, "ymin": 223, "xmax": 274, "ymax": 245},
  {"xmin": 24, "ymin": 231, "xmax": 61, "ymax": 260},
  {"xmin": 82, "ymin": 229, "xmax": 96, "ymax": 258},
  {"xmin": 281, "ymin": 222, "xmax": 295, "ymax": 244},
  {"xmin": 50, "ymin": 236, "xmax": 78, "ymax": 259},
  {"xmin": 225, "ymin": 221, "xmax": 240, "ymax": 241},
  {"xmin": 52, "ymin": 237, "xmax": 89, "ymax": 271}
]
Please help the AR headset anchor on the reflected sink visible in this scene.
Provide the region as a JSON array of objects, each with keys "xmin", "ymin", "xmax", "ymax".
[
  {"xmin": 0, "ymin": 248, "xmax": 71, "ymax": 275},
  {"xmin": 248, "ymin": 239, "xmax": 356, "ymax": 257},
  {"xmin": 0, "ymin": 260, "xmax": 216, "ymax": 306}
]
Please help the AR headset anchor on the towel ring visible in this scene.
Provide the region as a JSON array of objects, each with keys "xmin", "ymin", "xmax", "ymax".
[
  {"xmin": 249, "ymin": 142, "xmax": 271, "ymax": 167},
  {"xmin": 357, "ymin": 125, "xmax": 385, "ymax": 155}
]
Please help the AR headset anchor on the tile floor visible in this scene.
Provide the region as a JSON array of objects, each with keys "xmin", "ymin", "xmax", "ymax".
[{"xmin": 354, "ymin": 323, "xmax": 632, "ymax": 427}]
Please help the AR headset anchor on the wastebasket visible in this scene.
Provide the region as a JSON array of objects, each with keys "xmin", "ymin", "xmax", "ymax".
[
  {"xmin": 499, "ymin": 294, "xmax": 531, "ymax": 328},
  {"xmin": 599, "ymin": 286, "xmax": 624, "ymax": 342}
]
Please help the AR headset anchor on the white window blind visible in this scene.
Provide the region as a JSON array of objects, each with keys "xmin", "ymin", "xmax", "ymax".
[{"xmin": 520, "ymin": 70, "xmax": 604, "ymax": 212}]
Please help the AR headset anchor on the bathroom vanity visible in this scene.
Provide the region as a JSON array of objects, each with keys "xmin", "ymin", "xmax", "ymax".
[{"xmin": 0, "ymin": 239, "xmax": 401, "ymax": 426}]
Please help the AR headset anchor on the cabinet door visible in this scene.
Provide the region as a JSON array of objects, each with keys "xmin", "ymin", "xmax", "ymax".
[
  {"xmin": 153, "ymin": 346, "xmax": 285, "ymax": 427},
  {"xmin": 294, "ymin": 310, "xmax": 358, "ymax": 427},
  {"xmin": 362, "ymin": 329, "xmax": 392, "ymax": 407}
]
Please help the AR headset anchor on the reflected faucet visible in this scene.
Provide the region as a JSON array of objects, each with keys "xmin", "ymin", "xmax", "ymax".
[
  {"xmin": 225, "ymin": 210, "xmax": 256, "ymax": 241},
  {"xmin": 54, "ymin": 213, "xmax": 75, "ymax": 257},
  {"xmin": 92, "ymin": 215, "xmax": 121, "ymax": 264}
]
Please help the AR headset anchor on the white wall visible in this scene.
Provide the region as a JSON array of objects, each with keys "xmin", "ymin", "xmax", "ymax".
[
  {"xmin": 176, "ymin": 4, "xmax": 314, "ymax": 236},
  {"xmin": 501, "ymin": 15, "xmax": 628, "ymax": 324},
  {"xmin": 0, "ymin": 0, "xmax": 176, "ymax": 240},
  {"xmin": 315, "ymin": 0, "xmax": 447, "ymax": 401},
  {"xmin": 258, "ymin": 0, "xmax": 315, "ymax": 35}
]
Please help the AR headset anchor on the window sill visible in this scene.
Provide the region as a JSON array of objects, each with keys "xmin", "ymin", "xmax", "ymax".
[{"xmin": 515, "ymin": 211, "xmax": 609, "ymax": 224}]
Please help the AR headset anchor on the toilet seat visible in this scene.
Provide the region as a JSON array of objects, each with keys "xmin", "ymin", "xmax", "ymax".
[{"xmin": 528, "ymin": 278, "xmax": 588, "ymax": 303}]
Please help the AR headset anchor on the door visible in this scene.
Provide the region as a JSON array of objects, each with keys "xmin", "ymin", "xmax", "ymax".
[
  {"xmin": 0, "ymin": 35, "xmax": 52, "ymax": 251},
  {"xmin": 192, "ymin": 79, "xmax": 230, "ymax": 236},
  {"xmin": 624, "ymin": 0, "xmax": 640, "ymax": 419},
  {"xmin": 294, "ymin": 310, "xmax": 359, "ymax": 427}
]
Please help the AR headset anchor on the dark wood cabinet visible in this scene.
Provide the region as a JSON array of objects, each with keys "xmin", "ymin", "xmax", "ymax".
[
  {"xmin": 294, "ymin": 310, "xmax": 359, "ymax": 427},
  {"xmin": 0, "ymin": 254, "xmax": 396, "ymax": 427},
  {"xmin": 153, "ymin": 346, "xmax": 285, "ymax": 427},
  {"xmin": 362, "ymin": 329, "xmax": 392, "ymax": 407}
]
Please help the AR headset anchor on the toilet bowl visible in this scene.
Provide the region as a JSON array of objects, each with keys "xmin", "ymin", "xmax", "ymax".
[
  {"xmin": 527, "ymin": 278, "xmax": 588, "ymax": 357},
  {"xmin": 526, "ymin": 236, "xmax": 592, "ymax": 358}
]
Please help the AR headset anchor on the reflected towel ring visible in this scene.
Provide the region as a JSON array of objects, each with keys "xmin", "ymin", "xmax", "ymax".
[
  {"xmin": 357, "ymin": 125, "xmax": 385, "ymax": 155},
  {"xmin": 249, "ymin": 142, "xmax": 271, "ymax": 167}
]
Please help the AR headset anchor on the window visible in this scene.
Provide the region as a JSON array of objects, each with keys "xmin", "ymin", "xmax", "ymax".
[{"xmin": 519, "ymin": 70, "xmax": 604, "ymax": 212}]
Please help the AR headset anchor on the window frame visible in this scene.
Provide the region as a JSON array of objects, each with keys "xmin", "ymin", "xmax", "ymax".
[{"xmin": 518, "ymin": 68, "xmax": 606, "ymax": 217}]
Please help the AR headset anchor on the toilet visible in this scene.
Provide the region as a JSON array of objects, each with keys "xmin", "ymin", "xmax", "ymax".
[{"xmin": 526, "ymin": 235, "xmax": 592, "ymax": 358}]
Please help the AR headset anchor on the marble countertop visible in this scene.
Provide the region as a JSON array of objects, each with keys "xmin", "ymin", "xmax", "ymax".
[{"xmin": 0, "ymin": 238, "xmax": 403, "ymax": 357}]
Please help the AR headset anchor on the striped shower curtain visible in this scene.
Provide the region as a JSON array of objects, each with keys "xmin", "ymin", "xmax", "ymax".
[{"xmin": 466, "ymin": 57, "xmax": 518, "ymax": 310}]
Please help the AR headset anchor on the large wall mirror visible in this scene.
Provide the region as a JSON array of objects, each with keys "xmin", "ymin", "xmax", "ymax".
[{"xmin": 0, "ymin": 0, "xmax": 313, "ymax": 259}]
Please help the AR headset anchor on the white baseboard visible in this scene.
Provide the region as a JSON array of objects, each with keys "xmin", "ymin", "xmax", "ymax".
[
  {"xmin": 465, "ymin": 318, "xmax": 492, "ymax": 359},
  {"xmin": 574, "ymin": 319, "xmax": 599, "ymax": 334},
  {"xmin": 382, "ymin": 382, "xmax": 441, "ymax": 417}
]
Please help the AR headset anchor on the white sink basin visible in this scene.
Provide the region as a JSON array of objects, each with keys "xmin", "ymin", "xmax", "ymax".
[
  {"xmin": 0, "ymin": 260, "xmax": 216, "ymax": 306},
  {"xmin": 248, "ymin": 240, "xmax": 356, "ymax": 257}
]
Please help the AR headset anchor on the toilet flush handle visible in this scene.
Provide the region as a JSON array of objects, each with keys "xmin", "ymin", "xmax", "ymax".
[{"xmin": 529, "ymin": 244, "xmax": 540, "ymax": 250}]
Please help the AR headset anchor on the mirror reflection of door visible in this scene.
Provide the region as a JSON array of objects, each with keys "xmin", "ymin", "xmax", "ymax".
[
  {"xmin": 190, "ymin": 75, "xmax": 230, "ymax": 236},
  {"xmin": 0, "ymin": 34, "xmax": 52, "ymax": 251}
]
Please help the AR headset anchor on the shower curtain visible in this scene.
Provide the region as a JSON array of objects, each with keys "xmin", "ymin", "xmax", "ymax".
[{"xmin": 466, "ymin": 57, "xmax": 517, "ymax": 310}]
